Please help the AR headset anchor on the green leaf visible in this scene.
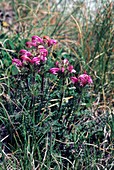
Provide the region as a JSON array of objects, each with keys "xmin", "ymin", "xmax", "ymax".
[
  {"xmin": 11, "ymin": 65, "xmax": 19, "ymax": 75},
  {"xmin": 8, "ymin": 40, "xmax": 15, "ymax": 49}
]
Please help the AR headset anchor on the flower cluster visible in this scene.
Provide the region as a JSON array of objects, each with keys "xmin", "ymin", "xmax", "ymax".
[
  {"xmin": 49, "ymin": 59, "xmax": 76, "ymax": 74},
  {"xmin": 49, "ymin": 59, "xmax": 93, "ymax": 87},
  {"xmin": 12, "ymin": 36, "xmax": 93, "ymax": 87},
  {"xmin": 70, "ymin": 72, "xmax": 93, "ymax": 87},
  {"xmin": 12, "ymin": 35, "xmax": 57, "ymax": 67}
]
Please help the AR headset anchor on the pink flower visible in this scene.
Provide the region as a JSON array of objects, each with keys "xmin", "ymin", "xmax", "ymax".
[
  {"xmin": 50, "ymin": 59, "xmax": 76, "ymax": 75},
  {"xmin": 67, "ymin": 65, "xmax": 76, "ymax": 73},
  {"xmin": 39, "ymin": 48, "xmax": 48, "ymax": 57},
  {"xmin": 21, "ymin": 55, "xmax": 32, "ymax": 63},
  {"xmin": 31, "ymin": 57, "xmax": 40, "ymax": 65},
  {"xmin": 26, "ymin": 41, "xmax": 38, "ymax": 48},
  {"xmin": 40, "ymin": 55, "xmax": 47, "ymax": 62},
  {"xmin": 32, "ymin": 35, "xmax": 43, "ymax": 44},
  {"xmin": 70, "ymin": 77, "xmax": 78, "ymax": 84},
  {"xmin": 38, "ymin": 45, "xmax": 45, "ymax": 50},
  {"xmin": 62, "ymin": 59, "xmax": 69, "ymax": 65},
  {"xmin": 26, "ymin": 41, "xmax": 33, "ymax": 48},
  {"xmin": 43, "ymin": 35, "xmax": 50, "ymax": 43},
  {"xmin": 19, "ymin": 49, "xmax": 32, "ymax": 57},
  {"xmin": 49, "ymin": 68, "xmax": 60, "ymax": 74},
  {"xmin": 43, "ymin": 36, "xmax": 57, "ymax": 46},
  {"xmin": 12, "ymin": 58, "xmax": 22, "ymax": 67},
  {"xmin": 55, "ymin": 61, "xmax": 60, "ymax": 67},
  {"xmin": 26, "ymin": 36, "xmax": 44, "ymax": 48},
  {"xmin": 48, "ymin": 39, "xmax": 57, "ymax": 46},
  {"xmin": 19, "ymin": 49, "xmax": 27, "ymax": 54},
  {"xmin": 78, "ymin": 73, "xmax": 93, "ymax": 87},
  {"xmin": 61, "ymin": 67, "xmax": 65, "ymax": 73},
  {"xmin": 31, "ymin": 41, "xmax": 38, "ymax": 47}
]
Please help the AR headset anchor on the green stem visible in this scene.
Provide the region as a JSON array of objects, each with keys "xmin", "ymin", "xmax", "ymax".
[
  {"xmin": 30, "ymin": 71, "xmax": 35, "ymax": 109},
  {"xmin": 37, "ymin": 73, "xmax": 45, "ymax": 117},
  {"xmin": 29, "ymin": 68, "xmax": 36, "ymax": 124},
  {"xmin": 41, "ymin": 73, "xmax": 44, "ymax": 103},
  {"xmin": 58, "ymin": 73, "xmax": 65, "ymax": 113}
]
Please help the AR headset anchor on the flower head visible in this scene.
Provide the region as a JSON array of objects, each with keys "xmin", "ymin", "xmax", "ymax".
[
  {"xmin": 25, "ymin": 41, "xmax": 33, "ymax": 48},
  {"xmin": 26, "ymin": 41, "xmax": 38, "ymax": 48},
  {"xmin": 31, "ymin": 57, "xmax": 40, "ymax": 65},
  {"xmin": 19, "ymin": 49, "xmax": 27, "ymax": 54},
  {"xmin": 70, "ymin": 77, "xmax": 78, "ymax": 84},
  {"xmin": 21, "ymin": 55, "xmax": 32, "ymax": 63},
  {"xmin": 40, "ymin": 55, "xmax": 47, "ymax": 62},
  {"xmin": 49, "ymin": 58, "xmax": 76, "ymax": 75},
  {"xmin": 43, "ymin": 36, "xmax": 57, "ymax": 47},
  {"xmin": 39, "ymin": 48, "xmax": 48, "ymax": 57},
  {"xmin": 12, "ymin": 58, "xmax": 22, "ymax": 67},
  {"xmin": 19, "ymin": 49, "xmax": 32, "ymax": 57},
  {"xmin": 55, "ymin": 61, "xmax": 59, "ymax": 67},
  {"xmin": 49, "ymin": 68, "xmax": 60, "ymax": 74},
  {"xmin": 13, "ymin": 35, "xmax": 57, "ymax": 69},
  {"xmin": 48, "ymin": 39, "xmax": 57, "ymax": 46},
  {"xmin": 62, "ymin": 59, "xmax": 69, "ymax": 65},
  {"xmin": 78, "ymin": 73, "xmax": 93, "ymax": 87},
  {"xmin": 61, "ymin": 67, "xmax": 65, "ymax": 73},
  {"xmin": 32, "ymin": 35, "xmax": 43, "ymax": 44},
  {"xmin": 67, "ymin": 65, "xmax": 76, "ymax": 73}
]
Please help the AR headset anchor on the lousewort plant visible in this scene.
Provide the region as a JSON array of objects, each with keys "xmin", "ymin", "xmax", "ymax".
[
  {"xmin": 12, "ymin": 35, "xmax": 93, "ymax": 118},
  {"xmin": 11, "ymin": 35, "xmax": 94, "ymax": 169}
]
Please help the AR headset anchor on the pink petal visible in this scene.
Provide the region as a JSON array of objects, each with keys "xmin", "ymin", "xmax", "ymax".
[
  {"xmin": 21, "ymin": 55, "xmax": 32, "ymax": 63},
  {"xmin": 61, "ymin": 67, "xmax": 65, "ymax": 73},
  {"xmin": 31, "ymin": 57, "xmax": 40, "ymax": 65},
  {"xmin": 55, "ymin": 61, "xmax": 60, "ymax": 67},
  {"xmin": 67, "ymin": 65, "xmax": 76, "ymax": 73},
  {"xmin": 78, "ymin": 73, "xmax": 93, "ymax": 86},
  {"xmin": 19, "ymin": 49, "xmax": 28, "ymax": 54},
  {"xmin": 40, "ymin": 55, "xmax": 47, "ymax": 62},
  {"xmin": 48, "ymin": 39, "xmax": 57, "ymax": 46},
  {"xmin": 49, "ymin": 68, "xmax": 60, "ymax": 74},
  {"xmin": 12, "ymin": 58, "xmax": 22, "ymax": 67},
  {"xmin": 40, "ymin": 48, "xmax": 48, "ymax": 57},
  {"xmin": 26, "ymin": 41, "xmax": 33, "ymax": 48},
  {"xmin": 32, "ymin": 35, "xmax": 43, "ymax": 44},
  {"xmin": 70, "ymin": 77, "xmax": 78, "ymax": 84},
  {"xmin": 19, "ymin": 49, "xmax": 32, "ymax": 57},
  {"xmin": 62, "ymin": 59, "xmax": 69, "ymax": 65}
]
